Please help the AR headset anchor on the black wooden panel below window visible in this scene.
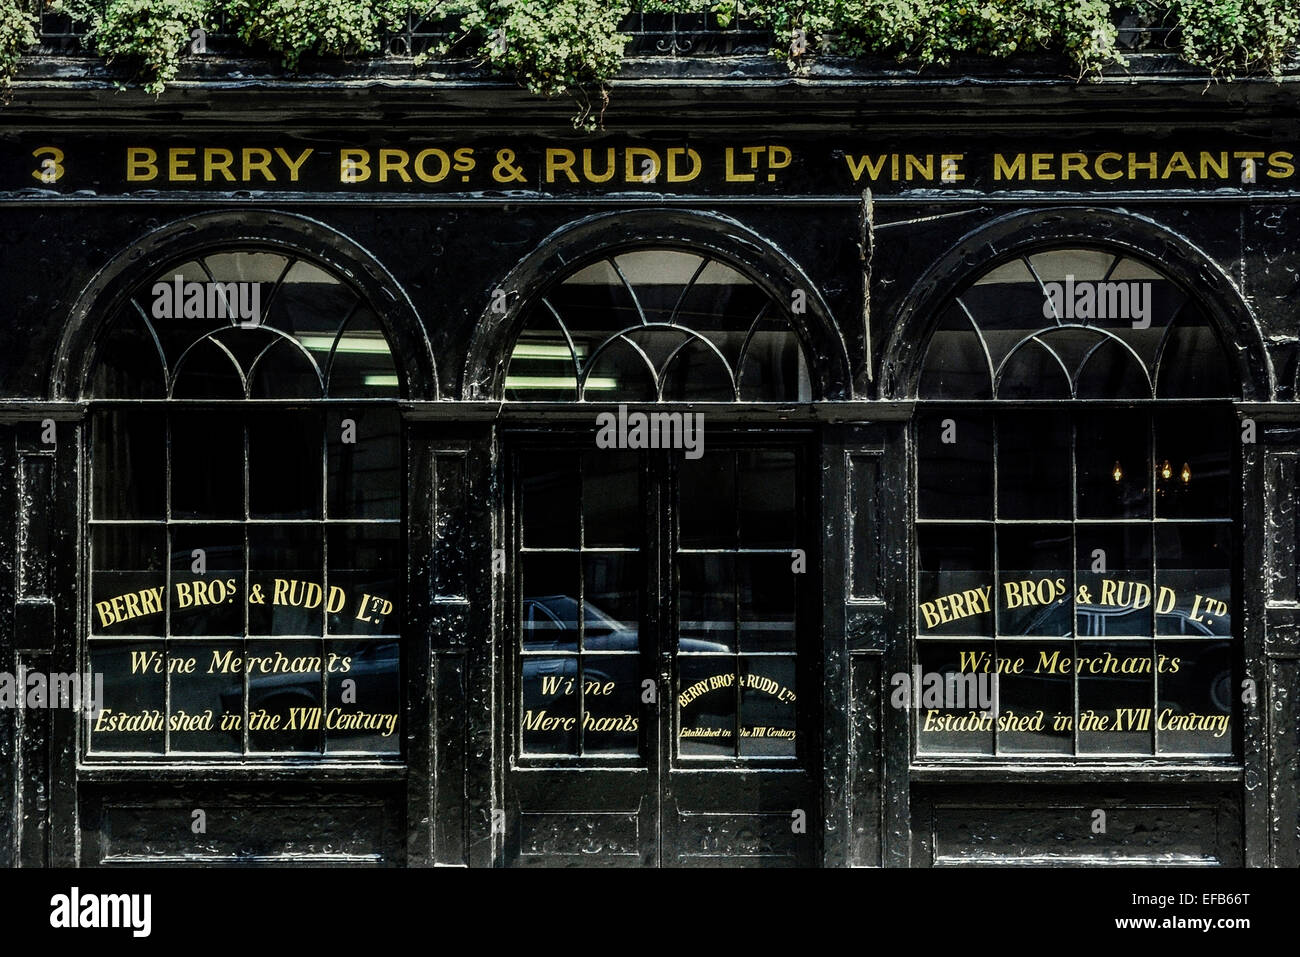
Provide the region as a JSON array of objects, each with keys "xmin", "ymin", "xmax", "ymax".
[
  {"xmin": 80, "ymin": 784, "xmax": 406, "ymax": 866},
  {"xmin": 913, "ymin": 784, "xmax": 1242, "ymax": 866}
]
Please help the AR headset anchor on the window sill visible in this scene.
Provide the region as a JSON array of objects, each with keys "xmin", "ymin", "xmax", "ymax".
[
  {"xmin": 908, "ymin": 761, "xmax": 1242, "ymax": 784},
  {"xmin": 76, "ymin": 761, "xmax": 406, "ymax": 783}
]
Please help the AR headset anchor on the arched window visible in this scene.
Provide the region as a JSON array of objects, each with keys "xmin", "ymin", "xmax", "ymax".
[
  {"xmin": 86, "ymin": 248, "xmax": 403, "ymax": 758},
  {"xmin": 496, "ymin": 241, "xmax": 823, "ymax": 864},
  {"xmin": 504, "ymin": 248, "xmax": 811, "ymax": 401},
  {"xmin": 915, "ymin": 247, "xmax": 1237, "ymax": 758}
]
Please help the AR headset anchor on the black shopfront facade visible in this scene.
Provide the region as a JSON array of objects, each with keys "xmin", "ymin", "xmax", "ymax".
[{"xmin": 1, "ymin": 60, "xmax": 1298, "ymax": 869}]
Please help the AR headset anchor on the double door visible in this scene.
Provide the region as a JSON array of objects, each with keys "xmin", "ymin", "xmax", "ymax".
[{"xmin": 501, "ymin": 430, "xmax": 821, "ymax": 866}]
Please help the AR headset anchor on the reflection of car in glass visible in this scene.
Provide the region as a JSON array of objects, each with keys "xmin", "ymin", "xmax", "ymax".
[
  {"xmin": 522, "ymin": 595, "xmax": 626, "ymax": 650},
  {"xmin": 1020, "ymin": 600, "xmax": 1231, "ymax": 639},
  {"xmin": 1079, "ymin": 606, "xmax": 1229, "ymax": 639},
  {"xmin": 219, "ymin": 640, "xmax": 400, "ymax": 750},
  {"xmin": 522, "ymin": 594, "xmax": 730, "ymax": 654},
  {"xmin": 521, "ymin": 594, "xmax": 730, "ymax": 686}
]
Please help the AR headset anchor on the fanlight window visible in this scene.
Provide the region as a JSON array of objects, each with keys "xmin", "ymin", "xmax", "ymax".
[
  {"xmin": 915, "ymin": 247, "xmax": 1238, "ymax": 760},
  {"xmin": 920, "ymin": 247, "xmax": 1237, "ymax": 400},
  {"xmin": 89, "ymin": 250, "xmax": 401, "ymax": 399},
  {"xmin": 504, "ymin": 248, "xmax": 811, "ymax": 401}
]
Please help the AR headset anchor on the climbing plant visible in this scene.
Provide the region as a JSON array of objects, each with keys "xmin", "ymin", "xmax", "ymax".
[
  {"xmin": 429, "ymin": 0, "xmax": 630, "ymax": 128},
  {"xmin": 3, "ymin": 0, "xmax": 1300, "ymax": 121},
  {"xmin": 223, "ymin": 0, "xmax": 410, "ymax": 70},
  {"xmin": 1156, "ymin": 0, "xmax": 1300, "ymax": 74},
  {"xmin": 664, "ymin": 0, "xmax": 1122, "ymax": 74},
  {"xmin": 59, "ymin": 0, "xmax": 208, "ymax": 92},
  {"xmin": 0, "ymin": 0, "xmax": 37, "ymax": 94}
]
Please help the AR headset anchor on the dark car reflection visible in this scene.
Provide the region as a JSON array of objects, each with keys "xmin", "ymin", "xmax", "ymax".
[
  {"xmin": 521, "ymin": 594, "xmax": 731, "ymax": 704},
  {"xmin": 522, "ymin": 594, "xmax": 731, "ymax": 655},
  {"xmin": 1017, "ymin": 600, "xmax": 1232, "ymax": 713}
]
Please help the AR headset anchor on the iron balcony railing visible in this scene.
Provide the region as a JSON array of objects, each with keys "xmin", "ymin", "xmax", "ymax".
[{"xmin": 30, "ymin": 5, "xmax": 1177, "ymax": 61}]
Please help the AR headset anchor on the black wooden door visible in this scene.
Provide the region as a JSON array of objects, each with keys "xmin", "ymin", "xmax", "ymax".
[{"xmin": 502, "ymin": 429, "xmax": 821, "ymax": 866}]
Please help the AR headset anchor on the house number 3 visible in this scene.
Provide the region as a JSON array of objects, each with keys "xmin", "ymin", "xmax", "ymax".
[{"xmin": 32, "ymin": 147, "xmax": 65, "ymax": 184}]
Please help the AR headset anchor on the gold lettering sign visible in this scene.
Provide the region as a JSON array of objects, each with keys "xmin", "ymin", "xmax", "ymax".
[
  {"xmin": 93, "ymin": 577, "xmax": 393, "ymax": 630},
  {"xmin": 919, "ymin": 578, "xmax": 1228, "ymax": 628},
  {"xmin": 22, "ymin": 140, "xmax": 1297, "ymax": 192}
]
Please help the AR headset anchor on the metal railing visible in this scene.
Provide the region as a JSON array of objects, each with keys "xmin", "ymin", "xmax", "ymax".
[{"xmin": 30, "ymin": 6, "xmax": 1179, "ymax": 61}]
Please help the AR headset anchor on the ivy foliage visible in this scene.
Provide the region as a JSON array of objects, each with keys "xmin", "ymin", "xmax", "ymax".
[
  {"xmin": 431, "ymin": 0, "xmax": 630, "ymax": 126},
  {"xmin": 829, "ymin": 0, "xmax": 1121, "ymax": 73},
  {"xmin": 223, "ymin": 0, "xmax": 409, "ymax": 69},
  {"xmin": 641, "ymin": 0, "xmax": 1121, "ymax": 72},
  {"xmin": 3, "ymin": 0, "xmax": 1300, "ymax": 119},
  {"xmin": 0, "ymin": 0, "xmax": 37, "ymax": 93},
  {"xmin": 56, "ymin": 0, "xmax": 410, "ymax": 88},
  {"xmin": 1155, "ymin": 0, "xmax": 1300, "ymax": 74},
  {"xmin": 60, "ymin": 0, "xmax": 207, "ymax": 92}
]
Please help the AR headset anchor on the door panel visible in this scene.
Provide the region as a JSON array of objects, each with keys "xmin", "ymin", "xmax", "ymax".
[
  {"xmin": 505, "ymin": 444, "xmax": 658, "ymax": 866},
  {"xmin": 665, "ymin": 443, "xmax": 821, "ymax": 866},
  {"xmin": 503, "ymin": 431, "xmax": 820, "ymax": 866}
]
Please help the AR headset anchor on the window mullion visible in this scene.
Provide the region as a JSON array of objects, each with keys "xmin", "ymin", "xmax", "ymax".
[
  {"xmin": 732, "ymin": 450, "xmax": 742, "ymax": 761},
  {"xmin": 991, "ymin": 410, "xmax": 1001, "ymax": 758},
  {"xmin": 318, "ymin": 409, "xmax": 328, "ymax": 756},
  {"xmin": 577, "ymin": 455, "xmax": 587, "ymax": 757},
  {"xmin": 1071, "ymin": 414, "xmax": 1080, "ymax": 758},
  {"xmin": 164, "ymin": 411, "xmax": 173, "ymax": 756},
  {"xmin": 1150, "ymin": 409, "xmax": 1160, "ymax": 756},
  {"xmin": 242, "ymin": 415, "xmax": 251, "ymax": 755}
]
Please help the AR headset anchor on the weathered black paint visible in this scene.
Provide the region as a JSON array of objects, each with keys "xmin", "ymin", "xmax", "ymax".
[
  {"xmin": 6, "ymin": 132, "xmax": 1300, "ymax": 196},
  {"xmin": 0, "ymin": 60, "xmax": 1297, "ymax": 867}
]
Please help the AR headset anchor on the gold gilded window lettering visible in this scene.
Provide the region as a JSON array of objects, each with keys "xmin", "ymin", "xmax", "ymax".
[
  {"xmin": 915, "ymin": 247, "xmax": 1237, "ymax": 759},
  {"xmin": 86, "ymin": 250, "xmax": 402, "ymax": 758}
]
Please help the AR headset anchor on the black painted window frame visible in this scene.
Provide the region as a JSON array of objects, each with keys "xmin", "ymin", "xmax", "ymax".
[
  {"xmin": 911, "ymin": 244, "xmax": 1243, "ymax": 764},
  {"xmin": 80, "ymin": 244, "xmax": 407, "ymax": 764}
]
